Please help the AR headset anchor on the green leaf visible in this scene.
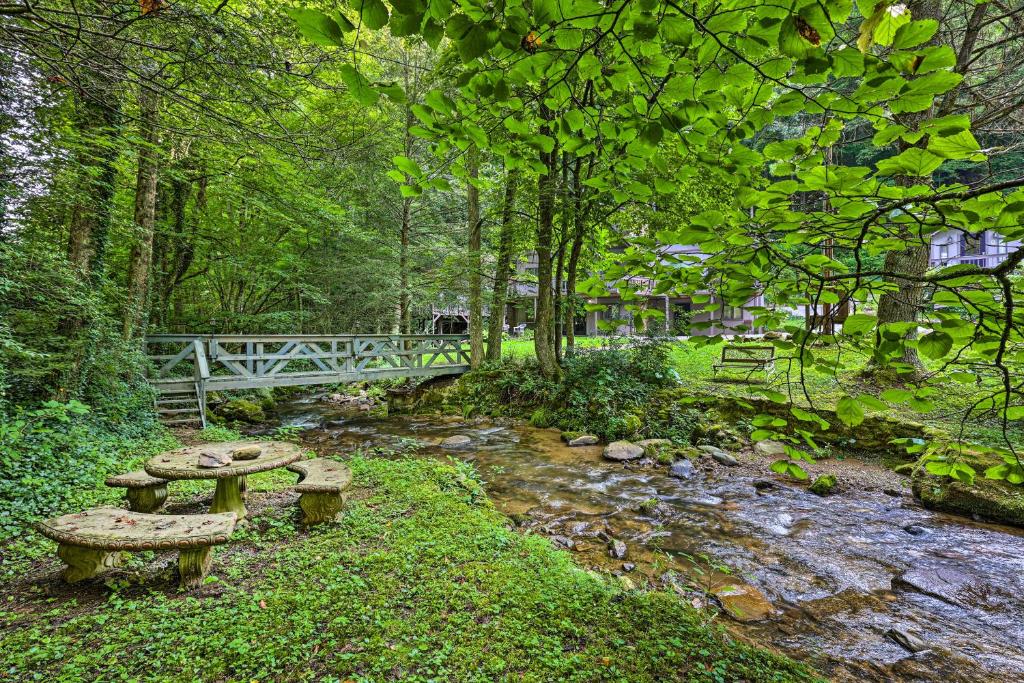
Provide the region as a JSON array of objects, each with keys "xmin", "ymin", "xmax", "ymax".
[
  {"xmin": 836, "ymin": 395, "xmax": 865, "ymax": 427},
  {"xmin": 857, "ymin": 394, "xmax": 888, "ymax": 411},
  {"xmin": 876, "ymin": 147, "xmax": 943, "ymax": 177},
  {"xmin": 392, "ymin": 155, "xmax": 423, "ymax": 178},
  {"xmin": 917, "ymin": 331, "xmax": 953, "ymax": 360},
  {"xmin": 770, "ymin": 459, "xmax": 789, "ymax": 475},
  {"xmin": 351, "ymin": 0, "xmax": 389, "ymax": 29},
  {"xmin": 339, "ymin": 64, "xmax": 379, "ymax": 106},
  {"xmin": 891, "ymin": 19, "xmax": 937, "ymax": 49},
  {"xmin": 880, "ymin": 388, "xmax": 913, "ymax": 403},
  {"xmin": 927, "ymin": 130, "xmax": 981, "ymax": 160},
  {"xmin": 287, "ymin": 9, "xmax": 344, "ymax": 46},
  {"xmin": 841, "ymin": 313, "xmax": 876, "ymax": 335}
]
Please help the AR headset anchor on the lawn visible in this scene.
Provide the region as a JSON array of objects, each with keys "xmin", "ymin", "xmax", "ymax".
[
  {"xmin": 504, "ymin": 336, "xmax": 1022, "ymax": 449},
  {"xmin": 0, "ymin": 452, "xmax": 816, "ymax": 682}
]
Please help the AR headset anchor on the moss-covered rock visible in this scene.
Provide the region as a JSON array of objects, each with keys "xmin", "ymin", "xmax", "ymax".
[
  {"xmin": 217, "ymin": 398, "xmax": 265, "ymax": 424},
  {"xmin": 809, "ymin": 474, "xmax": 837, "ymax": 496},
  {"xmin": 912, "ymin": 471, "xmax": 1024, "ymax": 527}
]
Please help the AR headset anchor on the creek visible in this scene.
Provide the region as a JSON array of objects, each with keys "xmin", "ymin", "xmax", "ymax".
[{"xmin": 260, "ymin": 394, "xmax": 1024, "ymax": 682}]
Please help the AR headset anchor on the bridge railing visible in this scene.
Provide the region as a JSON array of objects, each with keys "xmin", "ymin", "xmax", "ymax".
[{"xmin": 145, "ymin": 334, "xmax": 471, "ymax": 390}]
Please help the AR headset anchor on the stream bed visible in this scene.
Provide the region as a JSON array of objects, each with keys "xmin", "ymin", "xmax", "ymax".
[{"xmin": 263, "ymin": 395, "xmax": 1024, "ymax": 682}]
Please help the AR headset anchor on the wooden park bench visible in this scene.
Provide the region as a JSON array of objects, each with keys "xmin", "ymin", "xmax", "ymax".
[
  {"xmin": 287, "ymin": 458, "xmax": 353, "ymax": 524},
  {"xmin": 36, "ymin": 507, "xmax": 237, "ymax": 589},
  {"xmin": 105, "ymin": 471, "xmax": 169, "ymax": 513},
  {"xmin": 712, "ymin": 345, "xmax": 776, "ymax": 383}
]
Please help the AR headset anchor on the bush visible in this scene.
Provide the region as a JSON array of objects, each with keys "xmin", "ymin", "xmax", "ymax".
[
  {"xmin": 0, "ymin": 400, "xmax": 174, "ymax": 540},
  {"xmin": 454, "ymin": 338, "xmax": 700, "ymax": 443}
]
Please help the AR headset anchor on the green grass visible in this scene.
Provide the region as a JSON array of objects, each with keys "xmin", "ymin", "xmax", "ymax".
[
  {"xmin": 1, "ymin": 456, "xmax": 817, "ymax": 682},
  {"xmin": 507, "ymin": 337, "xmax": 1022, "ymax": 449}
]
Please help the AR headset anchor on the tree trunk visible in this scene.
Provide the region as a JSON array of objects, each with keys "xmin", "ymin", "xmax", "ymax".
[
  {"xmin": 486, "ymin": 168, "xmax": 518, "ymax": 361},
  {"xmin": 123, "ymin": 84, "xmax": 161, "ymax": 340},
  {"xmin": 66, "ymin": 96, "xmax": 120, "ymax": 282},
  {"xmin": 873, "ymin": 0, "xmax": 943, "ymax": 369},
  {"xmin": 467, "ymin": 146, "xmax": 484, "ymax": 368},
  {"xmin": 57, "ymin": 91, "xmax": 121, "ymax": 398},
  {"xmin": 398, "ymin": 195, "xmax": 413, "ymax": 334},
  {"xmin": 534, "ymin": 103, "xmax": 560, "ymax": 379}
]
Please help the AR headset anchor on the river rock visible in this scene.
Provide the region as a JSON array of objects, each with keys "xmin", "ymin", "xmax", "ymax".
[
  {"xmin": 885, "ymin": 627, "xmax": 930, "ymax": 653},
  {"xmin": 198, "ymin": 449, "xmax": 232, "ymax": 468},
  {"xmin": 711, "ymin": 582, "xmax": 775, "ymax": 623},
  {"xmin": 903, "ymin": 524, "xmax": 928, "ymax": 536},
  {"xmin": 568, "ymin": 434, "xmax": 599, "ymax": 447},
  {"xmin": 809, "ymin": 474, "xmax": 837, "ymax": 496},
  {"xmin": 550, "ymin": 535, "xmax": 576, "ymax": 550},
  {"xmin": 603, "ymin": 441, "xmax": 644, "ymax": 461},
  {"xmin": 440, "ymin": 435, "xmax": 473, "ymax": 449},
  {"xmin": 754, "ymin": 440, "xmax": 786, "ymax": 457},
  {"xmin": 622, "ymin": 562, "xmax": 636, "ymax": 572},
  {"xmin": 700, "ymin": 445, "xmax": 739, "ymax": 466},
  {"xmin": 609, "ymin": 539, "xmax": 628, "ymax": 559},
  {"xmin": 669, "ymin": 459, "xmax": 696, "ymax": 479}
]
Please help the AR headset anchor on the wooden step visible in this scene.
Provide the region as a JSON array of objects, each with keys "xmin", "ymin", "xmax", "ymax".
[
  {"xmin": 161, "ymin": 417, "xmax": 203, "ymax": 426},
  {"xmin": 158, "ymin": 408, "xmax": 201, "ymax": 415}
]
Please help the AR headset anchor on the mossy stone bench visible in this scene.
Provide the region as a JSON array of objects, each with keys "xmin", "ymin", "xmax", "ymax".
[
  {"xmin": 105, "ymin": 471, "xmax": 169, "ymax": 513},
  {"xmin": 36, "ymin": 507, "xmax": 237, "ymax": 589},
  {"xmin": 287, "ymin": 459, "xmax": 353, "ymax": 524}
]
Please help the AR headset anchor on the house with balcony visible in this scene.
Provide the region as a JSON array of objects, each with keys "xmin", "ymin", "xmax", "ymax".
[{"xmin": 929, "ymin": 229, "xmax": 1019, "ymax": 268}]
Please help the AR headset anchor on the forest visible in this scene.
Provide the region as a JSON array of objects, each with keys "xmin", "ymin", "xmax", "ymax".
[{"xmin": 2, "ymin": 0, "xmax": 1024, "ymax": 681}]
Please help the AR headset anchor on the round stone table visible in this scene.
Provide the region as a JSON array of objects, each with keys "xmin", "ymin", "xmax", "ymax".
[{"xmin": 145, "ymin": 441, "xmax": 303, "ymax": 521}]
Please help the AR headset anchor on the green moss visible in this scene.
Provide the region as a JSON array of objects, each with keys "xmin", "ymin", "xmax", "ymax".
[
  {"xmin": 217, "ymin": 398, "xmax": 266, "ymax": 424},
  {"xmin": 809, "ymin": 475, "xmax": 837, "ymax": 496},
  {"xmin": 529, "ymin": 407, "xmax": 554, "ymax": 428},
  {"xmin": 913, "ymin": 471, "xmax": 1024, "ymax": 527},
  {"xmin": 637, "ymin": 498, "xmax": 659, "ymax": 514},
  {"xmin": 1, "ymin": 457, "xmax": 818, "ymax": 682},
  {"xmin": 560, "ymin": 430, "xmax": 584, "ymax": 443}
]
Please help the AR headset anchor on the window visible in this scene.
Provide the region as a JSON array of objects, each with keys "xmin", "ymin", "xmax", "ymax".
[
  {"xmin": 990, "ymin": 232, "xmax": 1007, "ymax": 253},
  {"xmin": 722, "ymin": 305, "xmax": 743, "ymax": 320},
  {"xmin": 938, "ymin": 244, "xmax": 949, "ymax": 260},
  {"xmin": 961, "ymin": 233, "xmax": 983, "ymax": 256},
  {"xmin": 525, "ymin": 266, "xmax": 539, "ymax": 277}
]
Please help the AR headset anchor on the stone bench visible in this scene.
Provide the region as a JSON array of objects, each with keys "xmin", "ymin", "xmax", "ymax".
[
  {"xmin": 287, "ymin": 458, "xmax": 353, "ymax": 524},
  {"xmin": 36, "ymin": 507, "xmax": 237, "ymax": 589},
  {"xmin": 105, "ymin": 471, "xmax": 169, "ymax": 513}
]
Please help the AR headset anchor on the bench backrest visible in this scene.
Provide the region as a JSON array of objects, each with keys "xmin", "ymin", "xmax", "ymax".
[{"xmin": 721, "ymin": 345, "xmax": 775, "ymax": 361}]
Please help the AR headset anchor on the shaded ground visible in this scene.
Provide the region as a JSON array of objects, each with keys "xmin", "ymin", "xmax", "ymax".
[{"xmin": 0, "ymin": 453, "xmax": 814, "ymax": 682}]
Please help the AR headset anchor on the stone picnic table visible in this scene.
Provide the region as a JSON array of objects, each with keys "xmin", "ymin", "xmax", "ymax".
[{"xmin": 144, "ymin": 441, "xmax": 303, "ymax": 521}]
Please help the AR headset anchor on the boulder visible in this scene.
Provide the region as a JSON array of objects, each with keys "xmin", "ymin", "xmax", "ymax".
[
  {"xmin": 440, "ymin": 435, "xmax": 473, "ymax": 449},
  {"xmin": 550, "ymin": 535, "xmax": 575, "ymax": 550},
  {"xmin": 217, "ymin": 398, "xmax": 266, "ymax": 424},
  {"xmin": 669, "ymin": 459, "xmax": 696, "ymax": 479},
  {"xmin": 754, "ymin": 440, "xmax": 787, "ymax": 457},
  {"xmin": 568, "ymin": 435, "xmax": 599, "ymax": 447},
  {"xmin": 198, "ymin": 449, "xmax": 232, "ymax": 468},
  {"xmin": 700, "ymin": 445, "xmax": 738, "ymax": 466},
  {"xmin": 603, "ymin": 441, "xmax": 644, "ymax": 461},
  {"xmin": 809, "ymin": 474, "xmax": 837, "ymax": 496},
  {"xmin": 912, "ymin": 467, "xmax": 1024, "ymax": 528},
  {"xmin": 609, "ymin": 539, "xmax": 628, "ymax": 559}
]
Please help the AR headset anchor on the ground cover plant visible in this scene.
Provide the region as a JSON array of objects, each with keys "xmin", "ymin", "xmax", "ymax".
[{"xmin": 0, "ymin": 455, "xmax": 817, "ymax": 683}]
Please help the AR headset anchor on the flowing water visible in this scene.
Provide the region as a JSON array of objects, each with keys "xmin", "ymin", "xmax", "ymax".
[{"xmin": 263, "ymin": 396, "xmax": 1024, "ymax": 682}]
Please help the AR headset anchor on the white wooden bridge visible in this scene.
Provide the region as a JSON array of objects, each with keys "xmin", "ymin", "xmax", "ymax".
[{"xmin": 145, "ymin": 334, "xmax": 470, "ymax": 427}]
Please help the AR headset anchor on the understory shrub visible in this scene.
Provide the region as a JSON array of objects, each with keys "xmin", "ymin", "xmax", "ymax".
[
  {"xmin": 0, "ymin": 400, "xmax": 173, "ymax": 540},
  {"xmin": 455, "ymin": 338, "xmax": 701, "ymax": 442}
]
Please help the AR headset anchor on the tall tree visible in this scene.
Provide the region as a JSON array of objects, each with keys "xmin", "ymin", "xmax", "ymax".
[
  {"xmin": 467, "ymin": 146, "xmax": 483, "ymax": 368},
  {"xmin": 123, "ymin": 83, "xmax": 161, "ymax": 339},
  {"xmin": 486, "ymin": 168, "xmax": 518, "ymax": 361}
]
